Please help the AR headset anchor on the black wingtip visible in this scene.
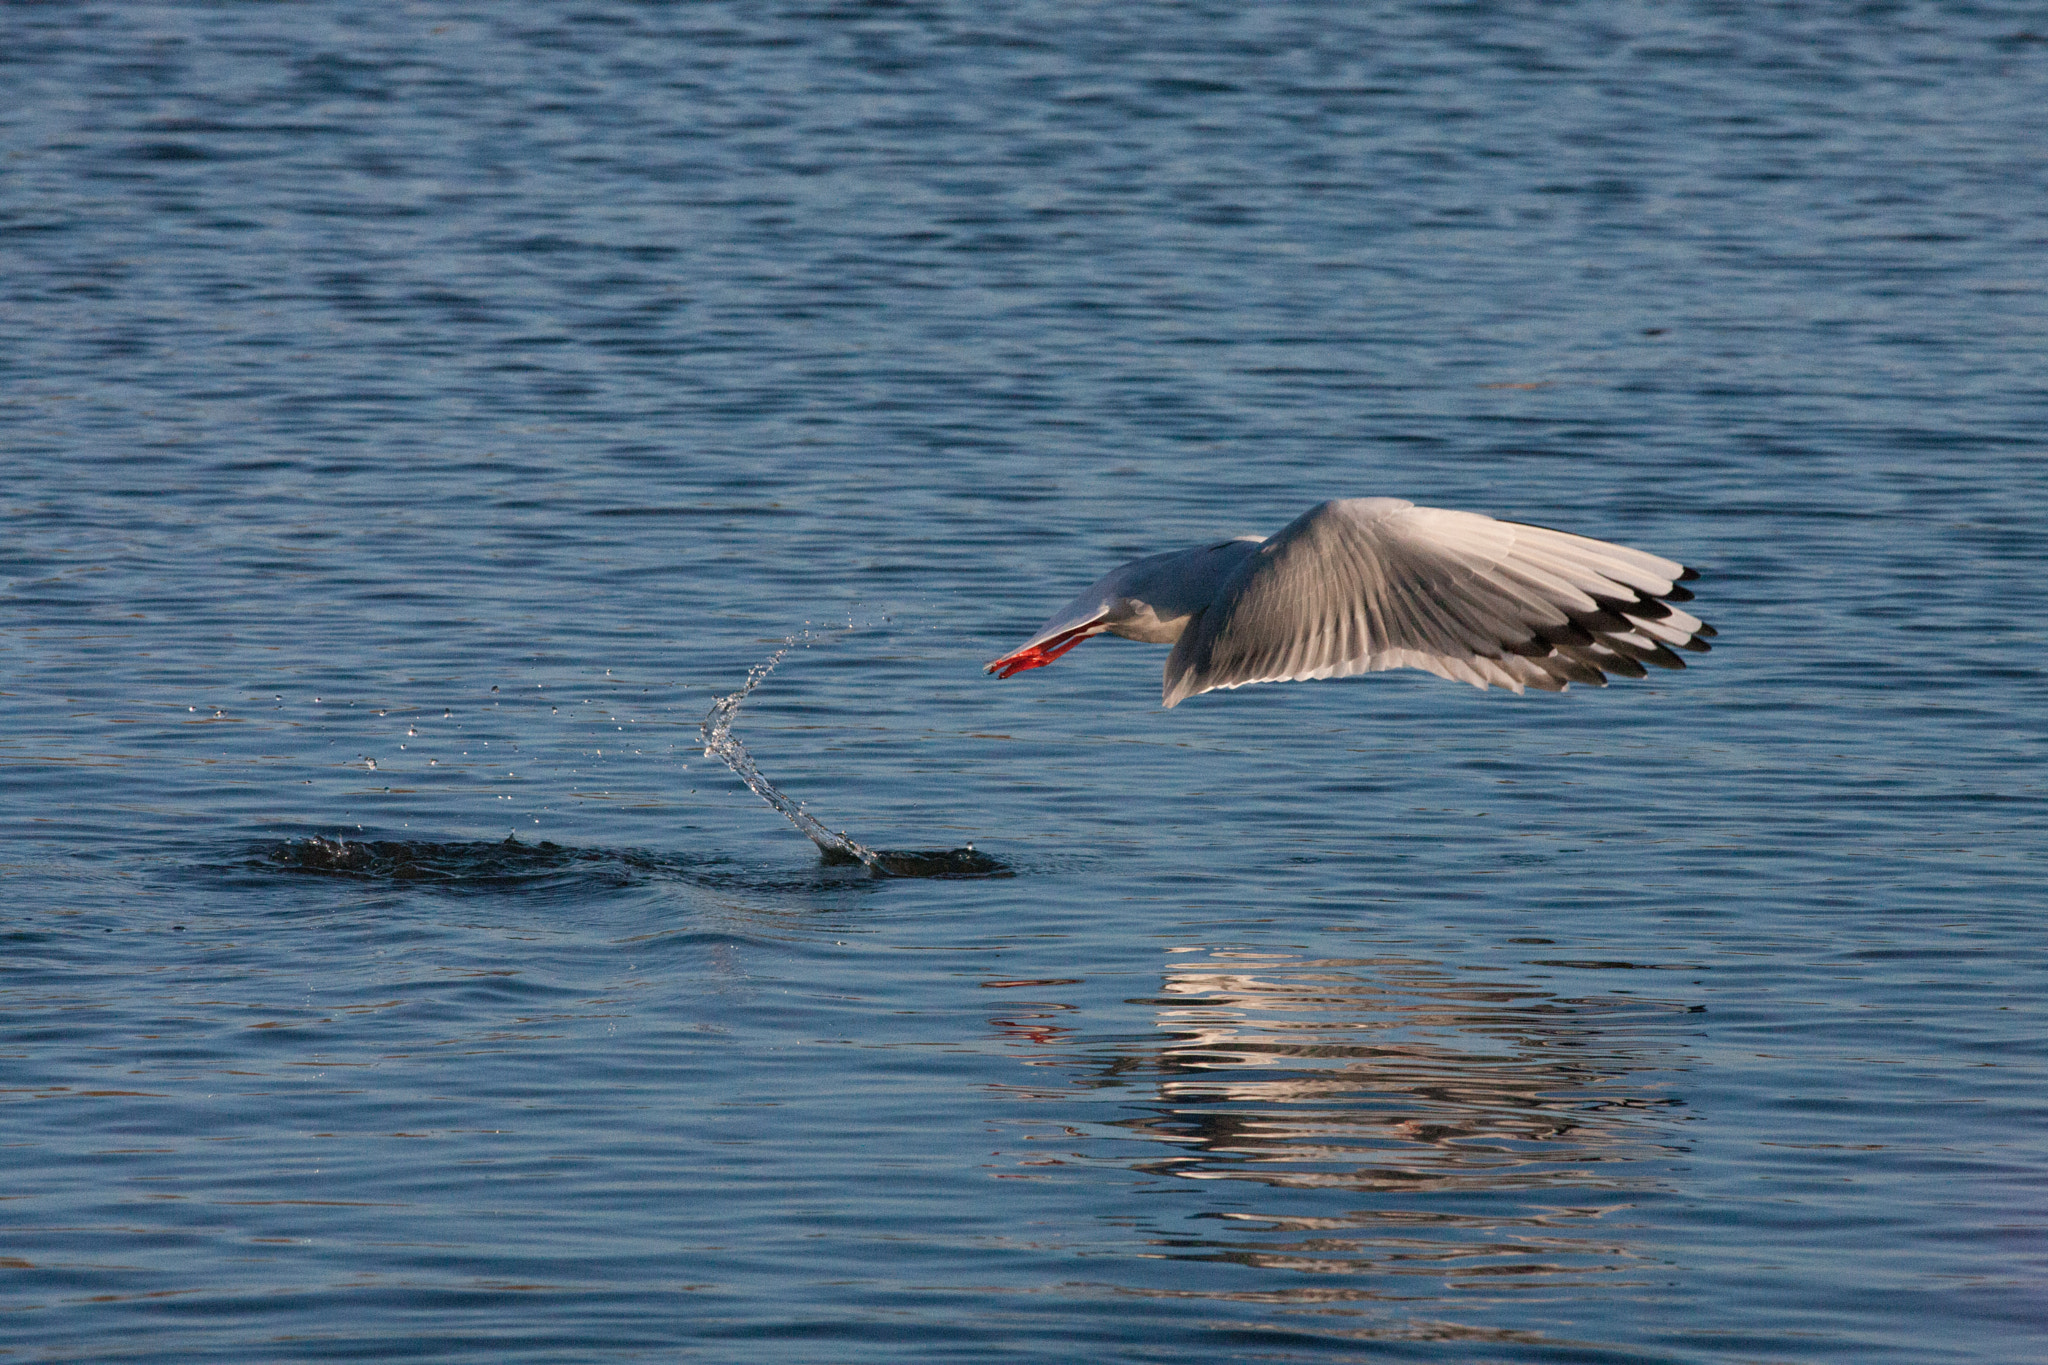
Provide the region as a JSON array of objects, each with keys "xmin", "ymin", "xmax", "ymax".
[{"xmin": 1677, "ymin": 565, "xmax": 1701, "ymax": 582}]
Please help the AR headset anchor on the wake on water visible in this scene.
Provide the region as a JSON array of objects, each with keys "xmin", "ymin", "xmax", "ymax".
[
  {"xmin": 239, "ymin": 629, "xmax": 1007, "ymax": 886},
  {"xmin": 699, "ymin": 633, "xmax": 1007, "ymax": 879},
  {"xmin": 698, "ymin": 640, "xmax": 884, "ymax": 869}
]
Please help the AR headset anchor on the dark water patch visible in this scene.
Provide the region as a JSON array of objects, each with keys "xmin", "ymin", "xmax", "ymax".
[
  {"xmin": 820, "ymin": 844, "xmax": 1013, "ymax": 879},
  {"xmin": 233, "ymin": 835, "xmax": 689, "ymax": 893},
  {"xmin": 223, "ymin": 833, "xmax": 1010, "ymax": 894},
  {"xmin": 121, "ymin": 141, "xmax": 217, "ymax": 163},
  {"xmin": 1524, "ymin": 958, "xmax": 1702, "ymax": 971},
  {"xmin": 589, "ymin": 504, "xmax": 797, "ymax": 518}
]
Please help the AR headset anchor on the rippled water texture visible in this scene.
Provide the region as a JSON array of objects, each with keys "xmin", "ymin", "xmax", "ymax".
[{"xmin": 4, "ymin": 3, "xmax": 2047, "ymax": 1361}]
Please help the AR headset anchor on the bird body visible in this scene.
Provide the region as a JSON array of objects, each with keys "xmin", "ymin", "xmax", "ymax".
[{"xmin": 985, "ymin": 498, "xmax": 1714, "ymax": 708}]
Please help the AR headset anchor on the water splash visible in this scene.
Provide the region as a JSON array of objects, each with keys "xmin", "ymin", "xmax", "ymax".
[{"xmin": 699, "ymin": 637, "xmax": 887, "ymax": 872}]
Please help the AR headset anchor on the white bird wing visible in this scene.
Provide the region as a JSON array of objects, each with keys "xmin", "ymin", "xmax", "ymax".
[{"xmin": 1161, "ymin": 498, "xmax": 1714, "ymax": 708}]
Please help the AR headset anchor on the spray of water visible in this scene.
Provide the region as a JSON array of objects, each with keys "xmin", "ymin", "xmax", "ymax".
[{"xmin": 698, "ymin": 635, "xmax": 886, "ymax": 871}]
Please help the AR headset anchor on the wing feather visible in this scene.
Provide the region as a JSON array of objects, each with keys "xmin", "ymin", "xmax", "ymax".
[{"xmin": 1161, "ymin": 499, "xmax": 1714, "ymax": 707}]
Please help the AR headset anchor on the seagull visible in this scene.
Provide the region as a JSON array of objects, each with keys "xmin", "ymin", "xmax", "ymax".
[{"xmin": 985, "ymin": 497, "xmax": 1714, "ymax": 708}]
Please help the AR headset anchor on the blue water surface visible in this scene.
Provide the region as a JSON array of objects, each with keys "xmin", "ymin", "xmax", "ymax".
[{"xmin": 4, "ymin": 2, "xmax": 2047, "ymax": 1361}]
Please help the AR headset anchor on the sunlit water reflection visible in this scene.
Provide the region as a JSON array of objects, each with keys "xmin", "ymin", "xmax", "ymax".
[{"xmin": 982, "ymin": 949, "xmax": 1696, "ymax": 1343}]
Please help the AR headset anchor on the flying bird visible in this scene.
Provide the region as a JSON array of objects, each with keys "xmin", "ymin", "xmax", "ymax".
[{"xmin": 985, "ymin": 497, "xmax": 1714, "ymax": 708}]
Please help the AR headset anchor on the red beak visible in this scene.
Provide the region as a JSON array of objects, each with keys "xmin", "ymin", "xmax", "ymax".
[{"xmin": 985, "ymin": 625, "xmax": 1098, "ymax": 679}]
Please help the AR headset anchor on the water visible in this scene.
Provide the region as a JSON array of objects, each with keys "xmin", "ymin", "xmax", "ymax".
[
  {"xmin": 4, "ymin": 2, "xmax": 2047, "ymax": 1360},
  {"xmin": 696, "ymin": 629, "xmax": 1001, "ymax": 876},
  {"xmin": 700, "ymin": 631, "xmax": 892, "ymax": 869}
]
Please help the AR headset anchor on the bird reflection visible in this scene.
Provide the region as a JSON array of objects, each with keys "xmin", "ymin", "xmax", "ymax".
[
  {"xmin": 983, "ymin": 950, "xmax": 1699, "ymax": 1331},
  {"xmin": 1123, "ymin": 954, "xmax": 1690, "ymax": 1195}
]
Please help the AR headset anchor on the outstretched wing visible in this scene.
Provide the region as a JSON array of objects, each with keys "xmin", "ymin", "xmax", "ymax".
[{"xmin": 1161, "ymin": 498, "xmax": 1714, "ymax": 708}]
